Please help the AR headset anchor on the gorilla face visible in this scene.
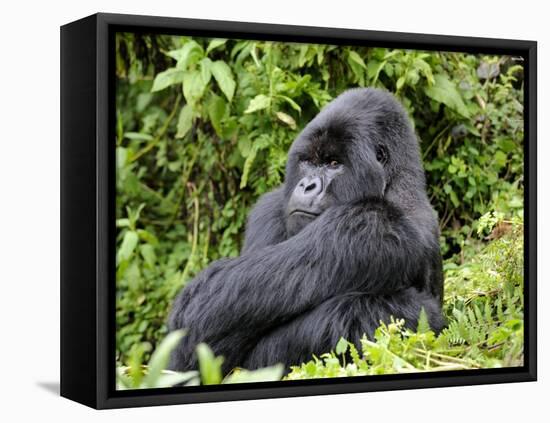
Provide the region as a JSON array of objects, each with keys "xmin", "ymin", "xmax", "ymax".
[
  {"xmin": 285, "ymin": 159, "xmax": 344, "ymax": 236},
  {"xmin": 284, "ymin": 91, "xmax": 396, "ymax": 236}
]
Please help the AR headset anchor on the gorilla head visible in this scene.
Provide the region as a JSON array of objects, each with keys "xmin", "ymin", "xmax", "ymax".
[{"xmin": 284, "ymin": 88, "xmax": 426, "ymax": 236}]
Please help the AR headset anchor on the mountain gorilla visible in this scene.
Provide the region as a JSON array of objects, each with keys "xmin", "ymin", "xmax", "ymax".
[{"xmin": 168, "ymin": 88, "xmax": 445, "ymax": 373}]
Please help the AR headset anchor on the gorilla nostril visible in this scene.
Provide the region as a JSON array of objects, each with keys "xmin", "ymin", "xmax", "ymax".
[
  {"xmin": 305, "ymin": 182, "xmax": 317, "ymax": 192},
  {"xmin": 296, "ymin": 176, "xmax": 323, "ymax": 197}
]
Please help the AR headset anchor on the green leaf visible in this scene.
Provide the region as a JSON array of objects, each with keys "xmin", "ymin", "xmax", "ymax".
[
  {"xmin": 497, "ymin": 138, "xmax": 516, "ymax": 153},
  {"xmin": 116, "ymin": 218, "xmax": 130, "ymax": 228},
  {"xmin": 136, "ymin": 229, "xmax": 158, "ymax": 246},
  {"xmin": 196, "ymin": 343, "xmax": 223, "ymax": 385},
  {"xmin": 206, "ymin": 39, "xmax": 227, "ymax": 55},
  {"xmin": 449, "ymin": 190, "xmax": 459, "ymax": 207},
  {"xmin": 167, "ymin": 40, "xmax": 204, "ymax": 69},
  {"xmin": 244, "ymin": 94, "xmax": 270, "ymax": 114},
  {"xmin": 143, "ymin": 330, "xmax": 185, "ymax": 388},
  {"xmin": 367, "ymin": 60, "xmax": 381, "ymax": 79},
  {"xmin": 116, "ymin": 148, "xmax": 127, "ymax": 170},
  {"xmin": 276, "ymin": 111, "xmax": 296, "ymax": 129},
  {"xmin": 151, "ymin": 68, "xmax": 185, "ymax": 92},
  {"xmin": 494, "ymin": 151, "xmax": 508, "ymax": 169},
  {"xmin": 153, "ymin": 370, "xmax": 199, "ymax": 388},
  {"xmin": 117, "ymin": 231, "xmax": 139, "ymax": 264},
  {"xmin": 275, "ymin": 95, "xmax": 301, "ymax": 113},
  {"xmin": 176, "ymin": 104, "xmax": 194, "ymax": 139},
  {"xmin": 207, "ymin": 94, "xmax": 227, "ymax": 137},
  {"xmin": 424, "ymin": 74, "xmax": 470, "ymax": 118},
  {"xmin": 348, "ymin": 50, "xmax": 367, "ymax": 69},
  {"xmin": 396, "ymin": 76, "xmax": 406, "ymax": 90},
  {"xmin": 335, "ymin": 337, "xmax": 349, "ymax": 355},
  {"xmin": 413, "ymin": 58, "xmax": 434, "ymax": 85},
  {"xmin": 211, "ymin": 60, "xmax": 236, "ymax": 102},
  {"xmin": 238, "ymin": 137, "xmax": 252, "ymax": 157},
  {"xmin": 140, "ymin": 244, "xmax": 156, "ymax": 267},
  {"xmin": 367, "ymin": 60, "xmax": 386, "ymax": 84},
  {"xmin": 182, "ymin": 70, "xmax": 207, "ymax": 105},
  {"xmin": 224, "ymin": 364, "xmax": 284, "ymax": 384},
  {"xmin": 124, "ymin": 132, "xmax": 154, "ymax": 141},
  {"xmin": 200, "ymin": 57, "xmax": 212, "ymax": 86}
]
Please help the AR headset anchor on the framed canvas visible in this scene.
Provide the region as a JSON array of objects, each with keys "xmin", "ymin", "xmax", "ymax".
[{"xmin": 60, "ymin": 13, "xmax": 537, "ymax": 409}]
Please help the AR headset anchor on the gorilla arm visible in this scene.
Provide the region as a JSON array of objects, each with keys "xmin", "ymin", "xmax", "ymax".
[
  {"xmin": 168, "ymin": 198, "xmax": 438, "ymax": 371},
  {"xmin": 242, "ymin": 187, "xmax": 287, "ymax": 253}
]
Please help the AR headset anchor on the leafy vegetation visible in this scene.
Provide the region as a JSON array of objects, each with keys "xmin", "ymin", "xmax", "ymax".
[
  {"xmin": 117, "ymin": 330, "xmax": 283, "ymax": 389},
  {"xmin": 115, "ymin": 32, "xmax": 524, "ymax": 386}
]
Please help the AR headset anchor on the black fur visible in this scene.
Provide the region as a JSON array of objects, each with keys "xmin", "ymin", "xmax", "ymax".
[{"xmin": 168, "ymin": 88, "xmax": 445, "ymax": 373}]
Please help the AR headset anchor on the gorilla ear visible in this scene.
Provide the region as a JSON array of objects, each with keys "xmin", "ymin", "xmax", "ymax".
[{"xmin": 375, "ymin": 145, "xmax": 389, "ymax": 165}]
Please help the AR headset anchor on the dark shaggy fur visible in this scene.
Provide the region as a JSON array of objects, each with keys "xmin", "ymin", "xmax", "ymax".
[{"xmin": 168, "ymin": 88, "xmax": 445, "ymax": 373}]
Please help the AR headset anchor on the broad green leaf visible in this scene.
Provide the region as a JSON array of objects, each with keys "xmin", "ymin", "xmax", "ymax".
[
  {"xmin": 143, "ymin": 330, "xmax": 185, "ymax": 388},
  {"xmin": 206, "ymin": 39, "xmax": 227, "ymax": 55},
  {"xmin": 116, "ymin": 147, "xmax": 127, "ymax": 170},
  {"xmin": 497, "ymin": 138, "xmax": 516, "ymax": 153},
  {"xmin": 196, "ymin": 343, "xmax": 223, "ymax": 385},
  {"xmin": 367, "ymin": 60, "xmax": 386, "ymax": 84},
  {"xmin": 200, "ymin": 57, "xmax": 212, "ymax": 86},
  {"xmin": 211, "ymin": 60, "xmax": 236, "ymax": 102},
  {"xmin": 151, "ymin": 68, "xmax": 185, "ymax": 92},
  {"xmin": 117, "ymin": 230, "xmax": 139, "ymax": 264},
  {"xmin": 413, "ymin": 57, "xmax": 434, "ymax": 85},
  {"xmin": 224, "ymin": 364, "xmax": 284, "ymax": 384},
  {"xmin": 136, "ymin": 93, "xmax": 153, "ymax": 112},
  {"xmin": 140, "ymin": 244, "xmax": 156, "ymax": 268},
  {"xmin": 245, "ymin": 94, "xmax": 270, "ymax": 114},
  {"xmin": 182, "ymin": 70, "xmax": 207, "ymax": 105},
  {"xmin": 167, "ymin": 40, "xmax": 204, "ymax": 69},
  {"xmin": 494, "ymin": 150, "xmax": 508, "ymax": 169},
  {"xmin": 136, "ymin": 229, "xmax": 159, "ymax": 246},
  {"xmin": 116, "ymin": 218, "xmax": 130, "ymax": 228},
  {"xmin": 348, "ymin": 50, "xmax": 367, "ymax": 69},
  {"xmin": 347, "ymin": 50, "xmax": 367, "ymax": 85},
  {"xmin": 176, "ymin": 104, "xmax": 194, "ymax": 139},
  {"xmin": 207, "ymin": 94, "xmax": 227, "ymax": 137},
  {"xmin": 276, "ymin": 111, "xmax": 296, "ymax": 129},
  {"xmin": 425, "ymin": 74, "xmax": 470, "ymax": 118},
  {"xmin": 238, "ymin": 137, "xmax": 252, "ymax": 157},
  {"xmin": 449, "ymin": 190, "xmax": 459, "ymax": 207},
  {"xmin": 153, "ymin": 371, "xmax": 199, "ymax": 388},
  {"xmin": 396, "ymin": 76, "xmax": 406, "ymax": 90},
  {"xmin": 367, "ymin": 60, "xmax": 381, "ymax": 79},
  {"xmin": 335, "ymin": 337, "xmax": 349, "ymax": 355}
]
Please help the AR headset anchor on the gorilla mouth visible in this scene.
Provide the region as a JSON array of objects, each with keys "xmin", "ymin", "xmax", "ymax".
[{"xmin": 289, "ymin": 209, "xmax": 320, "ymax": 218}]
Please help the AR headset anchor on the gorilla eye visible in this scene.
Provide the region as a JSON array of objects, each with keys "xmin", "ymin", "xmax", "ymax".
[{"xmin": 375, "ymin": 146, "xmax": 388, "ymax": 165}]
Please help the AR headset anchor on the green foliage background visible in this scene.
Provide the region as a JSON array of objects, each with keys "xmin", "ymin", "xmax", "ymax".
[{"xmin": 115, "ymin": 33, "xmax": 524, "ymax": 379}]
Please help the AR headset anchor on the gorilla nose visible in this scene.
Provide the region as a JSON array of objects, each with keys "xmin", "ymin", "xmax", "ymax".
[{"xmin": 298, "ymin": 176, "xmax": 323, "ymax": 198}]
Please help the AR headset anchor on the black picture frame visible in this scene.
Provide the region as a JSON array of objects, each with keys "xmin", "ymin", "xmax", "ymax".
[{"xmin": 60, "ymin": 12, "xmax": 537, "ymax": 409}]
